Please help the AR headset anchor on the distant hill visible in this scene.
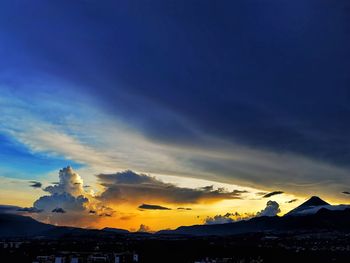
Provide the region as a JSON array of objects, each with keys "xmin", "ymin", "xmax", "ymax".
[
  {"xmin": 0, "ymin": 213, "xmax": 54, "ymax": 237},
  {"xmin": 2, "ymin": 196, "xmax": 350, "ymax": 238},
  {"xmin": 102, "ymin": 227, "xmax": 130, "ymax": 234},
  {"xmin": 158, "ymin": 207, "xmax": 350, "ymax": 236},
  {"xmin": 0, "ymin": 213, "xmax": 127, "ymax": 238}
]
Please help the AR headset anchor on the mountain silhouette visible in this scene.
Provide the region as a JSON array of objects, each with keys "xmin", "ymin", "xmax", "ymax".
[
  {"xmin": 0, "ymin": 213, "xmax": 54, "ymax": 237},
  {"xmin": 158, "ymin": 197, "xmax": 350, "ymax": 236},
  {"xmin": 2, "ymin": 197, "xmax": 350, "ymax": 238},
  {"xmin": 285, "ymin": 196, "xmax": 330, "ymax": 216},
  {"xmin": 102, "ymin": 227, "xmax": 130, "ymax": 234},
  {"xmin": 158, "ymin": 207, "xmax": 350, "ymax": 236},
  {"xmin": 0, "ymin": 213, "xmax": 128, "ymax": 238}
]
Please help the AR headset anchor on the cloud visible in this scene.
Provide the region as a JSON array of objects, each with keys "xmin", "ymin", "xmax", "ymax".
[
  {"xmin": 204, "ymin": 213, "xmax": 235, "ymax": 225},
  {"xmin": 138, "ymin": 204, "xmax": 171, "ymax": 210},
  {"xmin": 29, "ymin": 181, "xmax": 42, "ymax": 188},
  {"xmin": 17, "ymin": 207, "xmax": 43, "ymax": 213},
  {"xmin": 256, "ymin": 201, "xmax": 280, "ymax": 217},
  {"xmin": 204, "ymin": 212, "xmax": 254, "ymax": 225},
  {"xmin": 30, "ymin": 166, "xmax": 114, "ymax": 227},
  {"xmin": 97, "ymin": 206, "xmax": 115, "ymax": 217},
  {"xmin": 342, "ymin": 191, "xmax": 350, "ymax": 195},
  {"xmin": 44, "ymin": 166, "xmax": 85, "ymax": 196},
  {"xmin": 177, "ymin": 207, "xmax": 192, "ymax": 210},
  {"xmin": 34, "ymin": 192, "xmax": 88, "ymax": 213},
  {"xmin": 52, "ymin": 207, "xmax": 66, "ymax": 213},
  {"xmin": 120, "ymin": 215, "xmax": 134, "ymax": 221},
  {"xmin": 286, "ymin": 199, "xmax": 298, "ymax": 203},
  {"xmin": 0, "ymin": 205, "xmax": 43, "ymax": 214},
  {"xmin": 97, "ymin": 170, "xmax": 246, "ymax": 204},
  {"xmin": 1, "ymin": 0, "xmax": 350, "ymax": 209},
  {"xmin": 138, "ymin": 224, "xmax": 151, "ymax": 233},
  {"xmin": 262, "ymin": 191, "xmax": 284, "ymax": 198}
]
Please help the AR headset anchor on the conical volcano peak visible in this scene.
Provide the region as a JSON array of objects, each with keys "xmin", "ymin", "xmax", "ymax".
[
  {"xmin": 303, "ymin": 196, "xmax": 330, "ymax": 206},
  {"xmin": 285, "ymin": 196, "xmax": 330, "ymax": 216}
]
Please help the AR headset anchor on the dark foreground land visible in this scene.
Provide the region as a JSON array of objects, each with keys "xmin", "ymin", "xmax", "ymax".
[{"xmin": 2, "ymin": 231, "xmax": 350, "ymax": 263}]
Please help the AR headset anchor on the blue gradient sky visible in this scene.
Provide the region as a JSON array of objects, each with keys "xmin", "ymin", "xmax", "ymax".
[{"xmin": 0, "ymin": 0, "xmax": 350, "ymax": 229}]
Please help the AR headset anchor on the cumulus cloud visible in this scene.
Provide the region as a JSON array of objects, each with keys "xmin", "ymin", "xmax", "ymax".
[
  {"xmin": 97, "ymin": 170, "xmax": 247, "ymax": 204},
  {"xmin": 29, "ymin": 181, "xmax": 42, "ymax": 188},
  {"xmin": 262, "ymin": 191, "xmax": 284, "ymax": 198},
  {"xmin": 32, "ymin": 167, "xmax": 90, "ymax": 218},
  {"xmin": 34, "ymin": 193, "xmax": 88, "ymax": 212},
  {"xmin": 256, "ymin": 200, "xmax": 280, "ymax": 217},
  {"xmin": 30, "ymin": 166, "xmax": 113, "ymax": 227},
  {"xmin": 204, "ymin": 213, "xmax": 235, "ymax": 225},
  {"xmin": 138, "ymin": 204, "xmax": 171, "ymax": 210},
  {"xmin": 204, "ymin": 212, "xmax": 254, "ymax": 225},
  {"xmin": 44, "ymin": 166, "xmax": 84, "ymax": 196}
]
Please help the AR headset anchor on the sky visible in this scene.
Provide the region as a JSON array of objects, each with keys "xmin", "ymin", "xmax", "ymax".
[{"xmin": 0, "ymin": 0, "xmax": 350, "ymax": 231}]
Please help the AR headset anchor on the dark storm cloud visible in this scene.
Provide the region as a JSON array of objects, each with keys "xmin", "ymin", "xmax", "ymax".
[
  {"xmin": 1, "ymin": 0, "xmax": 350, "ymax": 169},
  {"xmin": 97, "ymin": 170, "xmax": 246, "ymax": 204},
  {"xmin": 29, "ymin": 181, "xmax": 42, "ymax": 188},
  {"xmin": 138, "ymin": 204, "xmax": 171, "ymax": 210},
  {"xmin": 52, "ymin": 207, "xmax": 66, "ymax": 213},
  {"xmin": 263, "ymin": 191, "xmax": 284, "ymax": 198}
]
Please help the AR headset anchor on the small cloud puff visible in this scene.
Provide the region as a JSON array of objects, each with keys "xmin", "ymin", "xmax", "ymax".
[
  {"xmin": 52, "ymin": 207, "xmax": 66, "ymax": 213},
  {"xmin": 138, "ymin": 204, "xmax": 171, "ymax": 210},
  {"xmin": 262, "ymin": 191, "xmax": 284, "ymax": 198},
  {"xmin": 177, "ymin": 207, "xmax": 192, "ymax": 210},
  {"xmin": 137, "ymin": 224, "xmax": 151, "ymax": 233},
  {"xmin": 29, "ymin": 181, "xmax": 42, "ymax": 188}
]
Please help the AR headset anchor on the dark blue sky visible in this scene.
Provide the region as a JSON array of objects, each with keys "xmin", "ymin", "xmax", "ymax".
[{"xmin": 0, "ymin": 1, "xmax": 350, "ymax": 189}]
